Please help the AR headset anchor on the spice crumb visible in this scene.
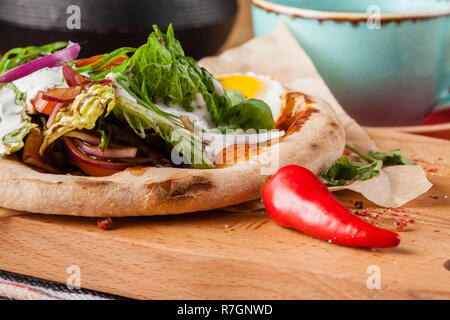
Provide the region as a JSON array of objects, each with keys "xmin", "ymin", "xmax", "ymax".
[
  {"xmin": 354, "ymin": 201, "xmax": 363, "ymax": 209},
  {"xmin": 97, "ymin": 217, "xmax": 113, "ymax": 230}
]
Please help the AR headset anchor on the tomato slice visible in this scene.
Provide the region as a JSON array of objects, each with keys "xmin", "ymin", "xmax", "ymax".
[
  {"xmin": 69, "ymin": 156, "xmax": 120, "ymax": 177},
  {"xmin": 31, "ymin": 91, "xmax": 57, "ymax": 115},
  {"xmin": 45, "ymin": 86, "xmax": 83, "ymax": 101},
  {"xmin": 32, "ymin": 86, "xmax": 83, "ymax": 115},
  {"xmin": 74, "ymin": 55, "xmax": 127, "ymax": 70}
]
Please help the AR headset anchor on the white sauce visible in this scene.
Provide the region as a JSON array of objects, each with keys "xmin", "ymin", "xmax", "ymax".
[
  {"xmin": 0, "ymin": 86, "xmax": 27, "ymax": 155},
  {"xmin": 202, "ymin": 130, "xmax": 285, "ymax": 160},
  {"xmin": 212, "ymin": 78, "xmax": 225, "ymax": 97},
  {"xmin": 105, "ymin": 73, "xmax": 284, "ymax": 162},
  {"xmin": 107, "ymin": 73, "xmax": 214, "ymax": 130},
  {"xmin": 13, "ymin": 67, "xmax": 68, "ymax": 109},
  {"xmin": 105, "ymin": 73, "xmax": 137, "ymax": 103},
  {"xmin": 157, "ymin": 100, "xmax": 214, "ymax": 130}
]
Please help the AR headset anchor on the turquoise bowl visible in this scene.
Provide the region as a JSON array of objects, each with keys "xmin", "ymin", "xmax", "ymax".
[{"xmin": 252, "ymin": 0, "xmax": 450, "ymax": 126}]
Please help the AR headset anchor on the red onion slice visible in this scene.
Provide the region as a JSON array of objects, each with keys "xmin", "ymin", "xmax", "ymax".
[
  {"xmin": 0, "ymin": 43, "xmax": 81, "ymax": 83},
  {"xmin": 62, "ymin": 62, "xmax": 90, "ymax": 86},
  {"xmin": 95, "ymin": 79, "xmax": 113, "ymax": 85},
  {"xmin": 63, "ymin": 137, "xmax": 130, "ymax": 171},
  {"xmin": 63, "ymin": 131, "xmax": 101, "ymax": 145},
  {"xmin": 42, "ymin": 94, "xmax": 75, "ymax": 104},
  {"xmin": 47, "ymin": 103, "xmax": 63, "ymax": 127},
  {"xmin": 74, "ymin": 139, "xmax": 138, "ymax": 159}
]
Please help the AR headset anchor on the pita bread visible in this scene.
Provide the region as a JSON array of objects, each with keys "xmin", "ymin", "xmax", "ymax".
[{"xmin": 0, "ymin": 92, "xmax": 345, "ymax": 216}]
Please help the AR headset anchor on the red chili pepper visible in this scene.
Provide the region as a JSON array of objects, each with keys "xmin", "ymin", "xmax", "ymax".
[{"xmin": 262, "ymin": 165, "xmax": 400, "ymax": 248}]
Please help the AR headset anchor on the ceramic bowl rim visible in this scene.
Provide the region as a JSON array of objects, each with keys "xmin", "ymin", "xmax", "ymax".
[{"xmin": 252, "ymin": 0, "xmax": 450, "ymax": 21}]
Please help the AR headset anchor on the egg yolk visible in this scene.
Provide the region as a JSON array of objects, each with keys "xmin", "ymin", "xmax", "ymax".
[{"xmin": 217, "ymin": 75, "xmax": 265, "ymax": 99}]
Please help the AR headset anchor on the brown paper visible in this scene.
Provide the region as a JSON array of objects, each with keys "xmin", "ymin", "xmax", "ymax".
[
  {"xmin": 329, "ymin": 165, "xmax": 432, "ymax": 207},
  {"xmin": 200, "ymin": 23, "xmax": 431, "ymax": 207}
]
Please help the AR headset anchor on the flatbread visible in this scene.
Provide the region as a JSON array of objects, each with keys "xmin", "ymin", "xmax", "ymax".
[{"xmin": 0, "ymin": 92, "xmax": 345, "ymax": 216}]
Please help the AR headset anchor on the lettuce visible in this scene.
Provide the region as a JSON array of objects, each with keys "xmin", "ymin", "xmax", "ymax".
[
  {"xmin": 40, "ymin": 84, "xmax": 116, "ymax": 154},
  {"xmin": 116, "ymin": 24, "xmax": 275, "ymax": 131},
  {"xmin": 219, "ymin": 99, "xmax": 275, "ymax": 131},
  {"xmin": 0, "ymin": 42, "xmax": 68, "ymax": 75},
  {"xmin": 0, "ymin": 84, "xmax": 37, "ymax": 155},
  {"xmin": 115, "ymin": 96, "xmax": 214, "ymax": 169},
  {"xmin": 74, "ymin": 47, "xmax": 136, "ymax": 81}
]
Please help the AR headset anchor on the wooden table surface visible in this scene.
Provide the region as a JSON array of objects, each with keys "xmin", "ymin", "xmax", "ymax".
[
  {"xmin": 0, "ymin": 128, "xmax": 448, "ymax": 300},
  {"xmin": 0, "ymin": 0, "xmax": 449, "ymax": 300}
]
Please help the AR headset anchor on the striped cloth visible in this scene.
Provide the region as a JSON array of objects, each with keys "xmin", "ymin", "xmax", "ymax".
[{"xmin": 0, "ymin": 270, "xmax": 126, "ymax": 300}]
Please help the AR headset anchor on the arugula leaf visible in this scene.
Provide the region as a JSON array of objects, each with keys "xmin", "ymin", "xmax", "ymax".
[
  {"xmin": 0, "ymin": 42, "xmax": 68, "ymax": 75},
  {"xmin": 321, "ymin": 145, "xmax": 415, "ymax": 186},
  {"xmin": 115, "ymin": 96, "xmax": 214, "ymax": 169},
  {"xmin": 219, "ymin": 99, "xmax": 275, "ymax": 131},
  {"xmin": 368, "ymin": 149, "xmax": 416, "ymax": 165}
]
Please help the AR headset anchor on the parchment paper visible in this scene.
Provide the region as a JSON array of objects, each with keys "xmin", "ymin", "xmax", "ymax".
[{"xmin": 201, "ymin": 23, "xmax": 432, "ymax": 208}]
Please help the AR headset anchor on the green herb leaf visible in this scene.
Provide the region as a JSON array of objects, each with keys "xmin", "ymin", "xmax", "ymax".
[
  {"xmin": 219, "ymin": 99, "xmax": 275, "ymax": 131},
  {"xmin": 115, "ymin": 96, "xmax": 214, "ymax": 169},
  {"xmin": 119, "ymin": 24, "xmax": 226, "ymax": 125},
  {"xmin": 368, "ymin": 149, "xmax": 415, "ymax": 166},
  {"xmin": 0, "ymin": 42, "xmax": 68, "ymax": 75},
  {"xmin": 74, "ymin": 47, "xmax": 136, "ymax": 81},
  {"xmin": 321, "ymin": 146, "xmax": 415, "ymax": 186},
  {"xmin": 97, "ymin": 117, "xmax": 119, "ymax": 151},
  {"xmin": 0, "ymin": 84, "xmax": 37, "ymax": 155},
  {"xmin": 320, "ymin": 156, "xmax": 361, "ymax": 186},
  {"xmin": 225, "ymin": 89, "xmax": 246, "ymax": 107},
  {"xmin": 2, "ymin": 115, "xmax": 37, "ymax": 155},
  {"xmin": 40, "ymin": 84, "xmax": 116, "ymax": 155},
  {"xmin": 117, "ymin": 24, "xmax": 275, "ymax": 131},
  {"xmin": 356, "ymin": 159, "xmax": 383, "ymax": 181}
]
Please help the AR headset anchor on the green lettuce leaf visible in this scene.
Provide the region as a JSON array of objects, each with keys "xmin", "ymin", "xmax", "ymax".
[
  {"xmin": 225, "ymin": 89, "xmax": 246, "ymax": 107},
  {"xmin": 40, "ymin": 84, "xmax": 116, "ymax": 154},
  {"xmin": 97, "ymin": 117, "xmax": 119, "ymax": 151},
  {"xmin": 118, "ymin": 25, "xmax": 224, "ymax": 124},
  {"xmin": 1, "ymin": 115, "xmax": 36, "ymax": 155},
  {"xmin": 115, "ymin": 96, "xmax": 214, "ymax": 169},
  {"xmin": 219, "ymin": 99, "xmax": 275, "ymax": 131},
  {"xmin": 116, "ymin": 24, "xmax": 275, "ymax": 132},
  {"xmin": 368, "ymin": 149, "xmax": 416, "ymax": 165},
  {"xmin": 73, "ymin": 47, "xmax": 136, "ymax": 81},
  {"xmin": 0, "ymin": 42, "xmax": 68, "ymax": 75},
  {"xmin": 0, "ymin": 84, "xmax": 37, "ymax": 155}
]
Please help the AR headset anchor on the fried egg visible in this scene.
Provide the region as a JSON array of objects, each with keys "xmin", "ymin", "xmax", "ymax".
[{"xmin": 217, "ymin": 72, "xmax": 286, "ymax": 121}]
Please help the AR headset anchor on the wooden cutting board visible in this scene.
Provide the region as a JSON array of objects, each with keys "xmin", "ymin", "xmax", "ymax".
[{"xmin": 0, "ymin": 128, "xmax": 449, "ymax": 299}]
